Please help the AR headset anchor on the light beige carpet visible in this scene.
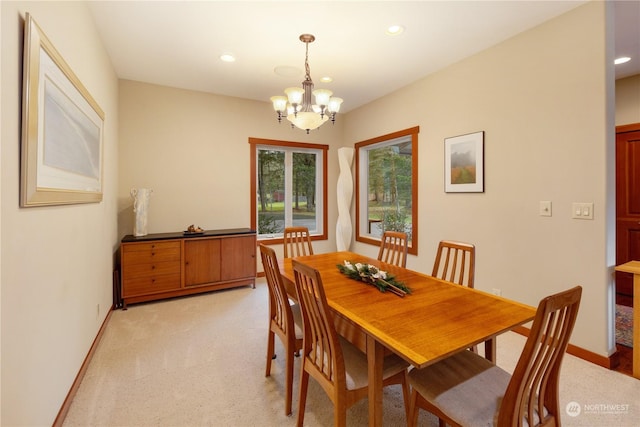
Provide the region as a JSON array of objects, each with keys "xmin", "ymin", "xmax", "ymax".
[{"xmin": 63, "ymin": 279, "xmax": 639, "ymax": 426}]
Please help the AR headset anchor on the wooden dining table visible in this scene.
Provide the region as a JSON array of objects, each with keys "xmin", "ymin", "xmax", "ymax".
[{"xmin": 280, "ymin": 251, "xmax": 536, "ymax": 427}]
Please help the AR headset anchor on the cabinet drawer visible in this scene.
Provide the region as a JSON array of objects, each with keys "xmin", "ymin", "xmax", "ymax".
[
  {"xmin": 122, "ymin": 241, "xmax": 181, "ymax": 264},
  {"xmin": 123, "ymin": 261, "xmax": 180, "ymax": 279},
  {"xmin": 122, "ymin": 273, "xmax": 181, "ymax": 297}
]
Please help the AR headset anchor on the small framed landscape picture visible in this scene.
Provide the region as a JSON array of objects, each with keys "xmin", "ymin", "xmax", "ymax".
[{"xmin": 444, "ymin": 131, "xmax": 484, "ymax": 193}]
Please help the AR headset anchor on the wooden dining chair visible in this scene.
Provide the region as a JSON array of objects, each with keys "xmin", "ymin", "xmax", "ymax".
[
  {"xmin": 377, "ymin": 230, "xmax": 409, "ymax": 268},
  {"xmin": 407, "ymin": 285, "xmax": 582, "ymax": 427},
  {"xmin": 292, "ymin": 260, "xmax": 411, "ymax": 427},
  {"xmin": 259, "ymin": 244, "xmax": 303, "ymax": 416},
  {"xmin": 283, "ymin": 226, "xmax": 314, "ymax": 258},
  {"xmin": 433, "ymin": 240, "xmax": 478, "ymax": 354},
  {"xmin": 431, "ymin": 240, "xmax": 475, "ymax": 288}
]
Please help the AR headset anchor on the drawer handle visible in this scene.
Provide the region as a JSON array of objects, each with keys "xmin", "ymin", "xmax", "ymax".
[
  {"xmin": 151, "ymin": 252, "xmax": 156, "ymax": 256},
  {"xmin": 151, "ymin": 265, "xmax": 156, "ymax": 270}
]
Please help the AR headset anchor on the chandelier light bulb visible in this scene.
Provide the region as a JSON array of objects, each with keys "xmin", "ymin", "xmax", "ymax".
[
  {"xmin": 313, "ymin": 89, "xmax": 333, "ymax": 107},
  {"xmin": 328, "ymin": 97, "xmax": 343, "ymax": 113},
  {"xmin": 270, "ymin": 96, "xmax": 287, "ymax": 122},
  {"xmin": 270, "ymin": 96, "xmax": 287, "ymax": 111},
  {"xmin": 284, "ymin": 87, "xmax": 304, "ymax": 106}
]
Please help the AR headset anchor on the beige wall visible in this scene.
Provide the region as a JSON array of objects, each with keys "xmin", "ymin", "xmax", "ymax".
[
  {"xmin": 345, "ymin": 1, "xmax": 614, "ymax": 356},
  {"xmin": 616, "ymin": 74, "xmax": 640, "ymax": 126},
  {"xmin": 118, "ymin": 80, "xmax": 344, "ymax": 258},
  {"xmin": 1, "ymin": 2, "xmax": 119, "ymax": 425}
]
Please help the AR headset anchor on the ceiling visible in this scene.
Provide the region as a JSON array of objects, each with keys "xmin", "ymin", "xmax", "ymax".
[{"xmin": 87, "ymin": 1, "xmax": 639, "ymax": 113}]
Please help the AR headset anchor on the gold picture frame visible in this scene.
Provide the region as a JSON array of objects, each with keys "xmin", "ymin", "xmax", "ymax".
[{"xmin": 21, "ymin": 13, "xmax": 105, "ymax": 207}]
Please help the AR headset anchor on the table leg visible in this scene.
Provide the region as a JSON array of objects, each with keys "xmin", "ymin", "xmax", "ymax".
[
  {"xmin": 633, "ymin": 274, "xmax": 639, "ymax": 379},
  {"xmin": 367, "ymin": 334, "xmax": 384, "ymax": 427},
  {"xmin": 484, "ymin": 338, "xmax": 496, "ymax": 363}
]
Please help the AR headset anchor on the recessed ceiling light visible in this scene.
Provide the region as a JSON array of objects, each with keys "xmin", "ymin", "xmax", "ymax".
[
  {"xmin": 386, "ymin": 25, "xmax": 404, "ymax": 36},
  {"xmin": 274, "ymin": 66, "xmax": 302, "ymax": 78},
  {"xmin": 614, "ymin": 56, "xmax": 631, "ymax": 65},
  {"xmin": 320, "ymin": 76, "xmax": 333, "ymax": 83},
  {"xmin": 220, "ymin": 54, "xmax": 236, "ymax": 63}
]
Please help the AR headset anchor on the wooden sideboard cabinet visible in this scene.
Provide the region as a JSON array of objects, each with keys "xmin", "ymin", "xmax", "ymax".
[{"xmin": 120, "ymin": 228, "xmax": 256, "ymax": 308}]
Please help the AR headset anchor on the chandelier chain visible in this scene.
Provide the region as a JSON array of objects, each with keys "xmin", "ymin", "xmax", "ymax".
[{"xmin": 304, "ymin": 41, "xmax": 312, "ymax": 82}]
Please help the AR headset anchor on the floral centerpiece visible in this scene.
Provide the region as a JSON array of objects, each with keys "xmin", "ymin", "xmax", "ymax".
[{"xmin": 336, "ymin": 260, "xmax": 411, "ymax": 297}]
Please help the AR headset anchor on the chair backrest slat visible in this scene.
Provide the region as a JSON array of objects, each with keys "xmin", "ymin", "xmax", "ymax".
[
  {"xmin": 432, "ymin": 240, "xmax": 475, "ymax": 287},
  {"xmin": 283, "ymin": 227, "xmax": 314, "ymax": 258},
  {"xmin": 377, "ymin": 231, "xmax": 408, "ymax": 268}
]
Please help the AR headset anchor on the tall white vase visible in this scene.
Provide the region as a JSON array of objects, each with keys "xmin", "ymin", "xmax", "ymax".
[
  {"xmin": 336, "ymin": 148, "xmax": 355, "ymax": 251},
  {"xmin": 131, "ymin": 188, "xmax": 152, "ymax": 236}
]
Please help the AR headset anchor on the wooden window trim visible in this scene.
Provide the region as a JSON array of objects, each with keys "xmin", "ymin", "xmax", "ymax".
[{"xmin": 355, "ymin": 127, "xmax": 419, "ymax": 255}]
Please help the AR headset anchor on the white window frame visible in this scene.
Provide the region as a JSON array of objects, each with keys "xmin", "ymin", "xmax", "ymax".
[{"xmin": 249, "ymin": 138, "xmax": 328, "ymax": 243}]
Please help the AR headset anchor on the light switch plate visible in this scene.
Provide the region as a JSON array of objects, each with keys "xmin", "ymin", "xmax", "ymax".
[{"xmin": 572, "ymin": 202, "xmax": 594, "ymax": 220}]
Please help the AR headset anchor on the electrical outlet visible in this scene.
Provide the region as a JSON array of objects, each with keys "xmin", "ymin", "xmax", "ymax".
[
  {"xmin": 539, "ymin": 201, "xmax": 552, "ymax": 217},
  {"xmin": 96, "ymin": 303, "xmax": 100, "ymax": 319},
  {"xmin": 492, "ymin": 288, "xmax": 502, "ymax": 296}
]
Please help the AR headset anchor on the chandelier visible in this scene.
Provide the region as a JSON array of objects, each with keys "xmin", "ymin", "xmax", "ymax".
[{"xmin": 270, "ymin": 34, "xmax": 343, "ymax": 134}]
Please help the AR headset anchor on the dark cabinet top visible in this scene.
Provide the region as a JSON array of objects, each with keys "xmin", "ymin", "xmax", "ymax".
[{"xmin": 121, "ymin": 228, "xmax": 256, "ymax": 243}]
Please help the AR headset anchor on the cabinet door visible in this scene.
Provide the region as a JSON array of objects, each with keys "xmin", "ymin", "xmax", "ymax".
[
  {"xmin": 184, "ymin": 239, "xmax": 221, "ymax": 286},
  {"xmin": 221, "ymin": 235, "xmax": 256, "ymax": 281}
]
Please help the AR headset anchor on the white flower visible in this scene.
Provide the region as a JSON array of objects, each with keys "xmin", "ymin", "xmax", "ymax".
[{"xmin": 341, "ymin": 260, "xmax": 388, "ymax": 283}]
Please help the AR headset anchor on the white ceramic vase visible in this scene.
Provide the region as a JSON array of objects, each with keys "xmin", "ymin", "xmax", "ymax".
[
  {"xmin": 131, "ymin": 188, "xmax": 152, "ymax": 236},
  {"xmin": 336, "ymin": 147, "xmax": 354, "ymax": 251}
]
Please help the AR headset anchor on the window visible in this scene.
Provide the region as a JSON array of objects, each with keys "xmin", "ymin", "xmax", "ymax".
[
  {"xmin": 355, "ymin": 127, "xmax": 419, "ymax": 255},
  {"xmin": 249, "ymin": 138, "xmax": 328, "ymax": 242}
]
